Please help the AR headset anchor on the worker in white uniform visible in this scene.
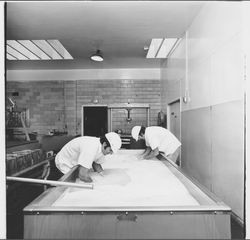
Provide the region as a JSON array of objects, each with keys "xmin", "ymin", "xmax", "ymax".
[
  {"xmin": 131, "ymin": 126, "xmax": 181, "ymax": 162},
  {"xmin": 55, "ymin": 132, "xmax": 122, "ymax": 183}
]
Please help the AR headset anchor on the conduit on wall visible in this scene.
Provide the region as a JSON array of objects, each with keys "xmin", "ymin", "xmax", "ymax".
[{"xmin": 183, "ymin": 30, "xmax": 191, "ymax": 104}]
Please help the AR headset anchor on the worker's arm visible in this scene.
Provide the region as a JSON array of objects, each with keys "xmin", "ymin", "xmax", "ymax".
[
  {"xmin": 144, "ymin": 147, "xmax": 159, "ymax": 159},
  {"xmin": 78, "ymin": 166, "xmax": 93, "ymax": 182},
  {"xmin": 137, "ymin": 147, "xmax": 151, "ymax": 159},
  {"xmin": 92, "ymin": 161, "xmax": 103, "ymax": 173},
  {"xmin": 143, "ymin": 147, "xmax": 151, "ymax": 156}
]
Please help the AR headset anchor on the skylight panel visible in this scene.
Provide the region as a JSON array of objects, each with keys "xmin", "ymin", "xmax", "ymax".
[
  {"xmin": 7, "ymin": 40, "xmax": 40, "ymax": 60},
  {"xmin": 146, "ymin": 38, "xmax": 163, "ymax": 58},
  {"xmin": 7, "ymin": 53, "xmax": 17, "ymax": 60},
  {"xmin": 156, "ymin": 38, "xmax": 178, "ymax": 58},
  {"xmin": 7, "ymin": 45, "xmax": 29, "ymax": 60},
  {"xmin": 146, "ymin": 38, "xmax": 179, "ymax": 59},
  {"xmin": 18, "ymin": 40, "xmax": 51, "ymax": 60},
  {"xmin": 6, "ymin": 39, "xmax": 74, "ymax": 60},
  {"xmin": 32, "ymin": 40, "xmax": 63, "ymax": 60},
  {"xmin": 47, "ymin": 40, "xmax": 73, "ymax": 59}
]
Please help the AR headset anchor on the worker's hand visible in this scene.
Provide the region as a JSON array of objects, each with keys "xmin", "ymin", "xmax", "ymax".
[
  {"xmin": 137, "ymin": 154, "xmax": 144, "ymax": 160},
  {"xmin": 80, "ymin": 175, "xmax": 93, "ymax": 183},
  {"xmin": 92, "ymin": 162, "xmax": 103, "ymax": 173},
  {"xmin": 79, "ymin": 166, "xmax": 93, "ymax": 183}
]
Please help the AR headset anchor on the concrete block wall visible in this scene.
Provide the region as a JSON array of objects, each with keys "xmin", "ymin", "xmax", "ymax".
[
  {"xmin": 112, "ymin": 108, "xmax": 148, "ymax": 134},
  {"xmin": 6, "ymin": 79, "xmax": 161, "ymax": 136},
  {"xmin": 75, "ymin": 79, "xmax": 161, "ymax": 134},
  {"xmin": 6, "ymin": 81, "xmax": 65, "ymax": 135}
]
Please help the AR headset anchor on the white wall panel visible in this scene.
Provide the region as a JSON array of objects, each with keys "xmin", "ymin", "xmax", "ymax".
[
  {"xmin": 166, "ymin": 79, "xmax": 181, "ymax": 104},
  {"xmin": 187, "ymin": 57, "xmax": 211, "ymax": 110},
  {"xmin": 210, "ymin": 33, "xmax": 244, "ymax": 105},
  {"xmin": 182, "ymin": 101, "xmax": 244, "ymax": 220},
  {"xmin": 188, "ymin": 2, "xmax": 242, "ymax": 61},
  {"xmin": 183, "ymin": 2, "xmax": 243, "ymax": 111},
  {"xmin": 211, "ymin": 100, "xmax": 244, "ymax": 219},
  {"xmin": 181, "ymin": 107, "xmax": 212, "ymax": 190},
  {"xmin": 161, "ymin": 1, "xmax": 245, "ymax": 222},
  {"xmin": 161, "ymin": 38, "xmax": 186, "ymax": 109}
]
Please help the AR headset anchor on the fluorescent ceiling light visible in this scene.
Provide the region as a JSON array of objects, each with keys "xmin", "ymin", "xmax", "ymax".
[
  {"xmin": 6, "ymin": 40, "xmax": 73, "ymax": 60},
  {"xmin": 156, "ymin": 38, "xmax": 178, "ymax": 58},
  {"xmin": 146, "ymin": 38, "xmax": 178, "ymax": 59}
]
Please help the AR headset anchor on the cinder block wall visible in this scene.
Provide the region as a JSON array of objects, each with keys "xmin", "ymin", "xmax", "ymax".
[
  {"xmin": 6, "ymin": 81, "xmax": 65, "ymax": 135},
  {"xmin": 6, "ymin": 79, "xmax": 161, "ymax": 136}
]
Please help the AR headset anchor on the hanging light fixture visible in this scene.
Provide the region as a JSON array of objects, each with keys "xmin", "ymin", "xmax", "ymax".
[{"xmin": 90, "ymin": 49, "xmax": 104, "ymax": 62}]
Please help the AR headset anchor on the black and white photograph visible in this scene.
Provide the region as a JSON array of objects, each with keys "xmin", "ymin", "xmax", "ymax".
[{"xmin": 1, "ymin": 1, "xmax": 250, "ymax": 239}]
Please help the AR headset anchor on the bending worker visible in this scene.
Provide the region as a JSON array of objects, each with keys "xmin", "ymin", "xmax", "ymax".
[
  {"xmin": 131, "ymin": 126, "xmax": 181, "ymax": 162},
  {"xmin": 55, "ymin": 132, "xmax": 122, "ymax": 183}
]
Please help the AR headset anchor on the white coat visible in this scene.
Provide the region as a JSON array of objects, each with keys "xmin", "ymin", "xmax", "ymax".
[
  {"xmin": 145, "ymin": 126, "xmax": 181, "ymax": 156},
  {"xmin": 55, "ymin": 136, "xmax": 104, "ymax": 174}
]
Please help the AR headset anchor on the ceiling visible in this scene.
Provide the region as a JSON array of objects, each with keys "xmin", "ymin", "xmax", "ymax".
[{"xmin": 6, "ymin": 1, "xmax": 204, "ymax": 70}]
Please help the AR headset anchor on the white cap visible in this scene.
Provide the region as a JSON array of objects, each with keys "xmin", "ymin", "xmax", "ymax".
[
  {"xmin": 131, "ymin": 126, "xmax": 141, "ymax": 141},
  {"xmin": 105, "ymin": 132, "xmax": 122, "ymax": 154}
]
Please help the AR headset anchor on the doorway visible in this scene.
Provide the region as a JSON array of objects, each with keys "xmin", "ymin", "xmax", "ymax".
[
  {"xmin": 82, "ymin": 106, "xmax": 108, "ymax": 137},
  {"xmin": 167, "ymin": 99, "xmax": 181, "ymax": 141},
  {"xmin": 167, "ymin": 99, "xmax": 181, "ymax": 165}
]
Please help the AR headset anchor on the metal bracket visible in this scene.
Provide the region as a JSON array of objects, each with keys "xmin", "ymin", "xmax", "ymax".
[{"xmin": 117, "ymin": 212, "xmax": 137, "ymax": 222}]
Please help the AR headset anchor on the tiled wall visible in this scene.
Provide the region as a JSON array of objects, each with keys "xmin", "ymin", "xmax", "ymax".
[
  {"xmin": 6, "ymin": 79, "xmax": 161, "ymax": 136},
  {"xmin": 160, "ymin": 2, "xmax": 245, "ymax": 220},
  {"xmin": 6, "ymin": 81, "xmax": 65, "ymax": 135},
  {"xmin": 75, "ymin": 80, "xmax": 160, "ymax": 134}
]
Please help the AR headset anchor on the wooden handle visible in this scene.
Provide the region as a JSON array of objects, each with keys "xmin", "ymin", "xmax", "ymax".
[{"xmin": 6, "ymin": 176, "xmax": 93, "ymax": 189}]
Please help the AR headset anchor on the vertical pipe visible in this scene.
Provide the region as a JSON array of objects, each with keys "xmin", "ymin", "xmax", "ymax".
[
  {"xmin": 110, "ymin": 108, "xmax": 113, "ymax": 131},
  {"xmin": 75, "ymin": 80, "xmax": 78, "ymax": 134},
  {"xmin": 184, "ymin": 30, "xmax": 190, "ymax": 103},
  {"xmin": 147, "ymin": 108, "xmax": 150, "ymax": 126}
]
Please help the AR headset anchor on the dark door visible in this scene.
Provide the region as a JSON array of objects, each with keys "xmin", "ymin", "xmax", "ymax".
[{"xmin": 83, "ymin": 106, "xmax": 108, "ymax": 137}]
